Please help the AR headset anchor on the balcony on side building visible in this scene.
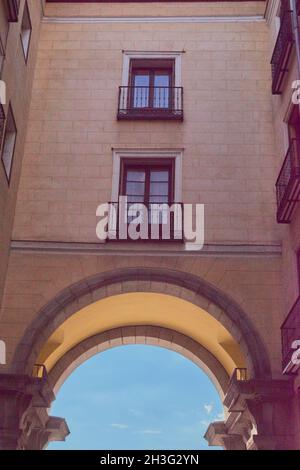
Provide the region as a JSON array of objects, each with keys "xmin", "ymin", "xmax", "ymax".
[
  {"xmin": 6, "ymin": 0, "xmax": 20, "ymax": 22},
  {"xmin": 117, "ymin": 86, "xmax": 183, "ymax": 121},
  {"xmin": 281, "ymin": 296, "xmax": 300, "ymax": 374},
  {"xmin": 271, "ymin": 9, "xmax": 294, "ymax": 95},
  {"xmin": 276, "ymin": 139, "xmax": 300, "ymax": 223}
]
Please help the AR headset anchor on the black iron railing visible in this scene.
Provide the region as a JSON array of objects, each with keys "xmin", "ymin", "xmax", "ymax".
[
  {"xmin": 6, "ymin": 0, "xmax": 20, "ymax": 22},
  {"xmin": 117, "ymin": 86, "xmax": 183, "ymax": 121},
  {"xmin": 107, "ymin": 201, "xmax": 184, "ymax": 241},
  {"xmin": 281, "ymin": 296, "xmax": 300, "ymax": 373},
  {"xmin": 276, "ymin": 139, "xmax": 300, "ymax": 223},
  {"xmin": 271, "ymin": 9, "xmax": 294, "ymax": 94}
]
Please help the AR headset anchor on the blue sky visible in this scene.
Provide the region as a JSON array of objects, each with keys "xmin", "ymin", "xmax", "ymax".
[{"xmin": 48, "ymin": 345, "xmax": 223, "ymax": 450}]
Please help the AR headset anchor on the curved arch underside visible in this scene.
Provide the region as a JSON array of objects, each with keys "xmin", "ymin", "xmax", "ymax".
[
  {"xmin": 12, "ymin": 267, "xmax": 271, "ymax": 381},
  {"xmin": 48, "ymin": 326, "xmax": 230, "ymax": 399},
  {"xmin": 38, "ymin": 293, "xmax": 244, "ymax": 384}
]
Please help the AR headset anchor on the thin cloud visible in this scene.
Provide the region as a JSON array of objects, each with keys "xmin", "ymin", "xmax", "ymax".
[
  {"xmin": 204, "ymin": 404, "xmax": 214, "ymax": 415},
  {"xmin": 110, "ymin": 423, "xmax": 129, "ymax": 430},
  {"xmin": 138, "ymin": 429, "xmax": 162, "ymax": 435},
  {"xmin": 129, "ymin": 408, "xmax": 143, "ymax": 417}
]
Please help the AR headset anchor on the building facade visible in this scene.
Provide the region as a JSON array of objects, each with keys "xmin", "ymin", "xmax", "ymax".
[{"xmin": 0, "ymin": 0, "xmax": 299, "ymax": 450}]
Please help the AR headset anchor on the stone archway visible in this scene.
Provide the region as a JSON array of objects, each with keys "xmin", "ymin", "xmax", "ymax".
[
  {"xmin": 47, "ymin": 326, "xmax": 230, "ymax": 399},
  {"xmin": 1, "ymin": 268, "xmax": 294, "ymax": 450},
  {"xmin": 11, "ymin": 267, "xmax": 271, "ymax": 379}
]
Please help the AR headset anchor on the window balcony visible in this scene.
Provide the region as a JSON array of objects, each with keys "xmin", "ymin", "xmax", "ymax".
[
  {"xmin": 117, "ymin": 86, "xmax": 183, "ymax": 121},
  {"xmin": 281, "ymin": 296, "xmax": 300, "ymax": 374},
  {"xmin": 107, "ymin": 201, "xmax": 184, "ymax": 242},
  {"xmin": 271, "ymin": 9, "xmax": 294, "ymax": 95},
  {"xmin": 6, "ymin": 0, "xmax": 20, "ymax": 23},
  {"xmin": 276, "ymin": 139, "xmax": 300, "ymax": 223}
]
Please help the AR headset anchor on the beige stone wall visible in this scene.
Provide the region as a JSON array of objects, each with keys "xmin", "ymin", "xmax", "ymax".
[
  {"xmin": 13, "ymin": 4, "xmax": 279, "ymax": 245},
  {"xmin": 0, "ymin": 1, "xmax": 285, "ymax": 380},
  {"xmin": 0, "ymin": 0, "xmax": 42, "ymax": 305},
  {"xmin": 0, "ymin": 250, "xmax": 283, "ymax": 377},
  {"xmin": 45, "ymin": 1, "xmax": 266, "ymax": 18}
]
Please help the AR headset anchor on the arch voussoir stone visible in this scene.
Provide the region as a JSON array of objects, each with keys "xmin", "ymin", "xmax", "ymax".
[{"xmin": 11, "ymin": 267, "xmax": 271, "ymax": 380}]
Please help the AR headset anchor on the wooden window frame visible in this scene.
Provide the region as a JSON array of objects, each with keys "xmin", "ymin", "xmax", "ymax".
[
  {"xmin": 119, "ymin": 157, "xmax": 175, "ymax": 204},
  {"xmin": 1, "ymin": 102, "xmax": 17, "ymax": 184},
  {"xmin": 128, "ymin": 59, "xmax": 175, "ymax": 111},
  {"xmin": 20, "ymin": 1, "xmax": 32, "ymax": 63}
]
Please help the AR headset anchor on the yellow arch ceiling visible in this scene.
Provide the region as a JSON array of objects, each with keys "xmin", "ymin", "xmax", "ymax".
[{"xmin": 37, "ymin": 292, "xmax": 246, "ymax": 377}]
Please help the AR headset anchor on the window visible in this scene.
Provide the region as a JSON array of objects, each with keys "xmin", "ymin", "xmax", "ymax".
[
  {"xmin": 118, "ymin": 52, "xmax": 183, "ymax": 120},
  {"xmin": 109, "ymin": 150, "xmax": 183, "ymax": 241},
  {"xmin": 6, "ymin": 0, "xmax": 20, "ymax": 23},
  {"xmin": 20, "ymin": 1, "xmax": 32, "ymax": 61},
  {"xmin": 0, "ymin": 36, "xmax": 4, "ymax": 74},
  {"xmin": 116, "ymin": 159, "xmax": 178, "ymax": 239},
  {"xmin": 129, "ymin": 59, "xmax": 174, "ymax": 110},
  {"xmin": 121, "ymin": 159, "xmax": 174, "ymax": 206},
  {"xmin": 1, "ymin": 104, "xmax": 17, "ymax": 182}
]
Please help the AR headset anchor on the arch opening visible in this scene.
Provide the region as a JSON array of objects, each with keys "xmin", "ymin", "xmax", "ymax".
[
  {"xmin": 7, "ymin": 268, "xmax": 276, "ymax": 450},
  {"xmin": 47, "ymin": 344, "xmax": 225, "ymax": 450}
]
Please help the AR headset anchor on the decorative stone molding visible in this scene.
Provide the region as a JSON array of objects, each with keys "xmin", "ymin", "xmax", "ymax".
[
  {"xmin": 204, "ymin": 421, "xmax": 246, "ymax": 450},
  {"xmin": 0, "ymin": 373, "xmax": 69, "ymax": 450},
  {"xmin": 206, "ymin": 372, "xmax": 295, "ymax": 450}
]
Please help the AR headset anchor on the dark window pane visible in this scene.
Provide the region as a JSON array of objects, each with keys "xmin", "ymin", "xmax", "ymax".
[
  {"xmin": 153, "ymin": 88, "xmax": 169, "ymax": 109},
  {"xmin": 127, "ymin": 171, "xmax": 146, "ymax": 182},
  {"xmin": 150, "ymin": 182, "xmax": 169, "ymax": 196},
  {"xmin": 154, "ymin": 75, "xmax": 170, "ymax": 109},
  {"xmin": 150, "ymin": 171, "xmax": 169, "ymax": 182},
  {"xmin": 134, "ymin": 75, "xmax": 150, "ymax": 87},
  {"xmin": 133, "ymin": 76, "xmax": 150, "ymax": 108},
  {"xmin": 154, "ymin": 74, "xmax": 170, "ymax": 87},
  {"xmin": 126, "ymin": 182, "xmax": 145, "ymax": 195}
]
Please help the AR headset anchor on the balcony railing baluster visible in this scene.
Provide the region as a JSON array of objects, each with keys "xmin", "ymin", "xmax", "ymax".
[
  {"xmin": 107, "ymin": 201, "xmax": 184, "ymax": 242},
  {"xmin": 276, "ymin": 139, "xmax": 300, "ymax": 223},
  {"xmin": 281, "ymin": 296, "xmax": 300, "ymax": 373},
  {"xmin": 117, "ymin": 86, "xmax": 183, "ymax": 121},
  {"xmin": 271, "ymin": 9, "xmax": 294, "ymax": 94}
]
